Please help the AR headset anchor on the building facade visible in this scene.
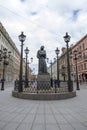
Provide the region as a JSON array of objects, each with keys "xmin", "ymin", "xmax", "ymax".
[
  {"xmin": 47, "ymin": 35, "xmax": 87, "ymax": 82},
  {"xmin": 71, "ymin": 35, "xmax": 87, "ymax": 82},
  {"xmin": 0, "ymin": 22, "xmax": 14, "ymax": 81},
  {"xmin": 0, "ymin": 22, "xmax": 31, "ymax": 82}
]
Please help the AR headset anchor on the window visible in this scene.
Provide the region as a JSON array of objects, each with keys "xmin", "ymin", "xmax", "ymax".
[
  {"xmin": 77, "ymin": 48, "xmax": 79, "ymax": 52},
  {"xmin": 74, "ymin": 67, "xmax": 75, "ymax": 71},
  {"xmin": 78, "ymin": 66, "xmax": 80, "ymax": 71},
  {"xmin": 81, "ymin": 64, "xmax": 83, "ymax": 70},
  {"xmin": 84, "ymin": 63, "xmax": 86, "ymax": 70},
  {"xmin": 83, "ymin": 43, "xmax": 85, "ymax": 50},
  {"xmin": 83, "ymin": 53, "xmax": 85, "ymax": 58},
  {"xmin": 79, "ymin": 45, "xmax": 81, "ymax": 51}
]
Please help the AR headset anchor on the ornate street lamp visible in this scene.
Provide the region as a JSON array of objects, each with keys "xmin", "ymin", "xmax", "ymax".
[
  {"xmin": 47, "ymin": 59, "xmax": 53, "ymax": 87},
  {"xmin": 47, "ymin": 58, "xmax": 56, "ymax": 87},
  {"xmin": 55, "ymin": 47, "xmax": 60, "ymax": 87},
  {"xmin": 18, "ymin": 32, "xmax": 26, "ymax": 92},
  {"xmin": 24, "ymin": 47, "xmax": 29, "ymax": 88},
  {"xmin": 63, "ymin": 32, "xmax": 73, "ymax": 92},
  {"xmin": 0, "ymin": 48, "xmax": 11, "ymax": 90},
  {"xmin": 73, "ymin": 50, "xmax": 80, "ymax": 90},
  {"xmin": 27, "ymin": 57, "xmax": 33, "ymax": 81}
]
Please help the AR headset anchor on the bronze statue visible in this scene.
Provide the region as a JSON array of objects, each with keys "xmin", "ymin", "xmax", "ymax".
[{"xmin": 37, "ymin": 46, "xmax": 48, "ymax": 74}]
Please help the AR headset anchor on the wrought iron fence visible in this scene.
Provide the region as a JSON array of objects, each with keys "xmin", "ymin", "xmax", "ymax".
[{"xmin": 14, "ymin": 80, "xmax": 73, "ymax": 93}]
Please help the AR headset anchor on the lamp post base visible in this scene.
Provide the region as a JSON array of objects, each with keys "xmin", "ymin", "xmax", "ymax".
[
  {"xmin": 68, "ymin": 80, "xmax": 73, "ymax": 92},
  {"xmin": 18, "ymin": 81, "xmax": 23, "ymax": 92},
  {"xmin": 77, "ymin": 88, "xmax": 80, "ymax": 90},
  {"xmin": 76, "ymin": 82, "xmax": 80, "ymax": 90},
  {"xmin": 1, "ymin": 87, "xmax": 4, "ymax": 91},
  {"xmin": 1, "ymin": 81, "xmax": 4, "ymax": 91},
  {"xmin": 25, "ymin": 79, "xmax": 29, "ymax": 88}
]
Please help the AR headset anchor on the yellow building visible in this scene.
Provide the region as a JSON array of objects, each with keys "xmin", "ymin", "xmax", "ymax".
[
  {"xmin": 48, "ymin": 35, "xmax": 87, "ymax": 82},
  {"xmin": 47, "ymin": 47, "xmax": 73, "ymax": 81},
  {"xmin": 71, "ymin": 35, "xmax": 87, "ymax": 82}
]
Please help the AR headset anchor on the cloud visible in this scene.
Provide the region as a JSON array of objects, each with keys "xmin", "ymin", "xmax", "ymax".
[
  {"xmin": 0, "ymin": 0, "xmax": 87, "ymax": 74},
  {"xmin": 30, "ymin": 11, "xmax": 38, "ymax": 16},
  {"xmin": 72, "ymin": 9, "xmax": 81, "ymax": 20}
]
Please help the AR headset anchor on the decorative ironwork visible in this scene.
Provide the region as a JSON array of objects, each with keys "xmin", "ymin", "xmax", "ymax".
[{"xmin": 14, "ymin": 80, "xmax": 73, "ymax": 94}]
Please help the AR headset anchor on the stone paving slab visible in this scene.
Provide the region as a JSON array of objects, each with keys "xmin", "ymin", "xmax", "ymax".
[{"xmin": 0, "ymin": 82, "xmax": 87, "ymax": 130}]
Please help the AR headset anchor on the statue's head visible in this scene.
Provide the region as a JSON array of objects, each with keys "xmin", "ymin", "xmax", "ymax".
[{"xmin": 41, "ymin": 46, "xmax": 44, "ymax": 50}]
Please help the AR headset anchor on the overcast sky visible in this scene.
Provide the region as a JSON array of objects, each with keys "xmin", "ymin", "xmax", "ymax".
[{"xmin": 0, "ymin": 0, "xmax": 87, "ymax": 74}]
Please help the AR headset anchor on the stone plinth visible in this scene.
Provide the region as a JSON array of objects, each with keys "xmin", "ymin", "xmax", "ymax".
[
  {"xmin": 12, "ymin": 91, "xmax": 76, "ymax": 100},
  {"xmin": 37, "ymin": 74, "xmax": 50, "ymax": 89}
]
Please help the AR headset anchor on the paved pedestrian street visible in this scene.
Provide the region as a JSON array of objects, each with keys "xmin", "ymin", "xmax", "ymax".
[{"xmin": 0, "ymin": 82, "xmax": 87, "ymax": 130}]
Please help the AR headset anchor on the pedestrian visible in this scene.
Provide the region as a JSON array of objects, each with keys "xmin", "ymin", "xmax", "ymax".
[{"xmin": 32, "ymin": 81, "xmax": 37, "ymax": 89}]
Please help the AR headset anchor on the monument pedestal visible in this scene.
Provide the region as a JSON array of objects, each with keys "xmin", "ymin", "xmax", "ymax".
[{"xmin": 37, "ymin": 74, "xmax": 50, "ymax": 89}]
